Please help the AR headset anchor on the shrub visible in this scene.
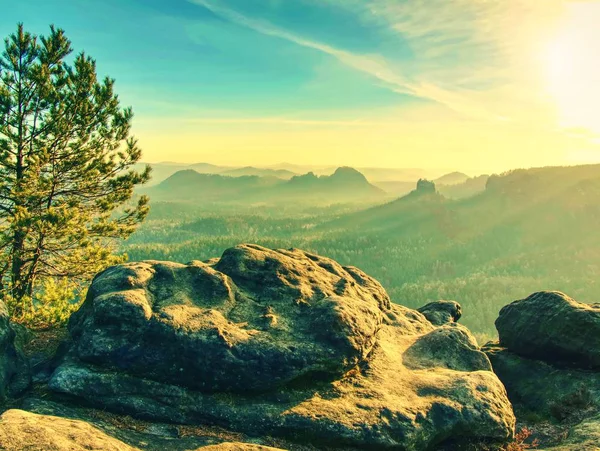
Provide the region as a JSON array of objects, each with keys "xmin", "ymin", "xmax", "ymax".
[
  {"xmin": 549, "ymin": 384, "xmax": 594, "ymax": 421},
  {"xmin": 504, "ymin": 427, "xmax": 539, "ymax": 451},
  {"xmin": 6, "ymin": 278, "xmax": 84, "ymax": 330}
]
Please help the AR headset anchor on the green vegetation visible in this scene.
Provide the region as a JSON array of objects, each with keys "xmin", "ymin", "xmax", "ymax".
[
  {"xmin": 0, "ymin": 24, "xmax": 149, "ymax": 325},
  {"xmin": 124, "ymin": 163, "xmax": 600, "ymax": 336}
]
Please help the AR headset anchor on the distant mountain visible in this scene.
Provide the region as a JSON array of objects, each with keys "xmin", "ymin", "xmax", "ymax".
[
  {"xmin": 325, "ymin": 179, "xmax": 446, "ymax": 232},
  {"xmin": 434, "ymin": 172, "xmax": 470, "ymax": 186},
  {"xmin": 139, "ymin": 161, "xmax": 450, "ymax": 187},
  {"xmin": 146, "ymin": 170, "xmax": 282, "ymax": 202},
  {"xmin": 188, "ymin": 162, "xmax": 233, "ymax": 173},
  {"xmin": 144, "ymin": 167, "xmax": 386, "ymax": 206},
  {"xmin": 325, "ymin": 164, "xmax": 600, "ymax": 241},
  {"xmin": 265, "ymin": 163, "xmax": 332, "ymax": 176},
  {"xmin": 221, "ymin": 166, "xmax": 298, "ymax": 179},
  {"xmin": 282, "ymin": 167, "xmax": 384, "ymax": 199},
  {"xmin": 136, "ymin": 162, "xmax": 233, "ymax": 187},
  {"xmin": 357, "ymin": 167, "xmax": 439, "ymax": 183},
  {"xmin": 374, "ymin": 181, "xmax": 417, "ymax": 197},
  {"xmin": 267, "ymin": 163, "xmax": 443, "ymax": 182},
  {"xmin": 375, "ymin": 172, "xmax": 477, "ymax": 198}
]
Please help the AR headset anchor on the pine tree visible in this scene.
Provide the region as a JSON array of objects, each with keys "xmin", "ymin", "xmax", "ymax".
[{"xmin": 0, "ymin": 24, "xmax": 151, "ymax": 318}]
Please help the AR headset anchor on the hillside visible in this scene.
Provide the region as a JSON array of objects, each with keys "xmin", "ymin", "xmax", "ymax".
[
  {"xmin": 127, "ymin": 163, "xmax": 600, "ymax": 337},
  {"xmin": 135, "ymin": 162, "xmax": 233, "ymax": 186},
  {"xmin": 317, "ymin": 164, "xmax": 600, "ymax": 329},
  {"xmin": 438, "ymin": 174, "xmax": 489, "ymax": 199},
  {"xmin": 146, "ymin": 170, "xmax": 282, "ymax": 201}
]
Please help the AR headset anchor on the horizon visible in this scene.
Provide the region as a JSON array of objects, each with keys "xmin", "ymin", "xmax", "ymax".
[
  {"xmin": 3, "ymin": 0, "xmax": 600, "ymax": 173},
  {"xmin": 140, "ymin": 159, "xmax": 600, "ymax": 178}
]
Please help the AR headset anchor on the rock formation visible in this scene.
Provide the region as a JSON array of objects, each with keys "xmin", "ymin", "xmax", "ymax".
[
  {"xmin": 485, "ymin": 291, "xmax": 600, "ymax": 450},
  {"xmin": 48, "ymin": 244, "xmax": 515, "ymax": 449},
  {"xmin": 496, "ymin": 291, "xmax": 600, "ymax": 368},
  {"xmin": 417, "ymin": 300, "xmax": 462, "ymax": 326},
  {"xmin": 0, "ymin": 300, "xmax": 30, "ymax": 402},
  {"xmin": 416, "ymin": 179, "xmax": 436, "ymax": 195}
]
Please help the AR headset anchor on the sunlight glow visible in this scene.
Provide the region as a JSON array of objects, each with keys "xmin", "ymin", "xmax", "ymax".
[{"xmin": 543, "ymin": 2, "xmax": 600, "ymax": 135}]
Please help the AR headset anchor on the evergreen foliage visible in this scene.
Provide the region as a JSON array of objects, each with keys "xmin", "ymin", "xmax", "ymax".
[{"xmin": 0, "ymin": 24, "xmax": 150, "ymax": 321}]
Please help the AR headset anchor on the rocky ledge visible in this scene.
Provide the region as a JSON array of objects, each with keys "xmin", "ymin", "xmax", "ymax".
[{"xmin": 40, "ymin": 244, "xmax": 514, "ymax": 450}]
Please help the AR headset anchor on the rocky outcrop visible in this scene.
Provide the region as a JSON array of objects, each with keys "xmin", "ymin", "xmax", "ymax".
[
  {"xmin": 496, "ymin": 291, "xmax": 600, "ymax": 368},
  {"xmin": 404, "ymin": 324, "xmax": 492, "ymax": 372},
  {"xmin": 0, "ymin": 300, "xmax": 30, "ymax": 402},
  {"xmin": 484, "ymin": 342, "xmax": 600, "ymax": 419},
  {"xmin": 49, "ymin": 245, "xmax": 515, "ymax": 449},
  {"xmin": 417, "ymin": 300, "xmax": 462, "ymax": 326},
  {"xmin": 416, "ymin": 179, "xmax": 436, "ymax": 194},
  {"xmin": 486, "ymin": 291, "xmax": 600, "ymax": 449},
  {"xmin": 62, "ymin": 244, "xmax": 390, "ymax": 393}
]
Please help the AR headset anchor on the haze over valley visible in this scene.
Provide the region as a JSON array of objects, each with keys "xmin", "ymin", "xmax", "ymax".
[
  {"xmin": 125, "ymin": 161, "xmax": 600, "ymax": 337},
  {"xmin": 2, "ymin": 1, "xmax": 600, "ymax": 450}
]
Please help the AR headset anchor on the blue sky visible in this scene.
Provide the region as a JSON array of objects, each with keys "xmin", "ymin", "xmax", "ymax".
[{"xmin": 2, "ymin": 0, "xmax": 599, "ymax": 172}]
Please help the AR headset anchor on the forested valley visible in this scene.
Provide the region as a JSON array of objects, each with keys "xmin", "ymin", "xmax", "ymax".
[{"xmin": 124, "ymin": 163, "xmax": 600, "ymax": 338}]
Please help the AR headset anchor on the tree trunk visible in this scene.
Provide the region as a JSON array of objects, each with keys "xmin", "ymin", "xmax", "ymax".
[{"xmin": 10, "ymin": 229, "xmax": 30, "ymax": 317}]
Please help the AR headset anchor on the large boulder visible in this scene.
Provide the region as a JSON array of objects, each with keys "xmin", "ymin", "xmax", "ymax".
[
  {"xmin": 486, "ymin": 291, "xmax": 600, "ymax": 450},
  {"xmin": 0, "ymin": 300, "xmax": 30, "ymax": 402},
  {"xmin": 496, "ymin": 291, "xmax": 600, "ymax": 369},
  {"xmin": 49, "ymin": 245, "xmax": 515, "ymax": 449},
  {"xmin": 64, "ymin": 245, "xmax": 390, "ymax": 393}
]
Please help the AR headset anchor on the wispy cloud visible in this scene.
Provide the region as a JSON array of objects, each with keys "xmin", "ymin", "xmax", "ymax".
[
  {"xmin": 187, "ymin": 0, "xmax": 558, "ymax": 123},
  {"xmin": 186, "ymin": 0, "xmax": 600, "ymax": 150},
  {"xmin": 189, "ymin": 0, "xmax": 417, "ymax": 96}
]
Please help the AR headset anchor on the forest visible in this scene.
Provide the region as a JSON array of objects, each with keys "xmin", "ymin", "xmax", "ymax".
[{"xmin": 124, "ymin": 163, "xmax": 600, "ymax": 338}]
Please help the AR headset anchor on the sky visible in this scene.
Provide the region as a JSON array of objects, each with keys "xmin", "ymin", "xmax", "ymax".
[{"xmin": 2, "ymin": 0, "xmax": 600, "ymax": 173}]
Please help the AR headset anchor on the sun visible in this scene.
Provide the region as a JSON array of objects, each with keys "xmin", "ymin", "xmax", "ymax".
[{"xmin": 542, "ymin": 2, "xmax": 600, "ymax": 135}]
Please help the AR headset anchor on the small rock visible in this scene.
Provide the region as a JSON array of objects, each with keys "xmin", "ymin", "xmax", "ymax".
[{"xmin": 418, "ymin": 300, "xmax": 462, "ymax": 326}]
